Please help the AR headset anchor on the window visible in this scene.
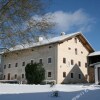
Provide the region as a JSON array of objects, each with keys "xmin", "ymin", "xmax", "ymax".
[
  {"xmin": 15, "ymin": 63, "xmax": 18, "ymax": 67},
  {"xmin": 78, "ymin": 61, "xmax": 81, "ymax": 67},
  {"xmin": 15, "ymin": 74, "xmax": 17, "ymax": 79},
  {"xmin": 78, "ymin": 74, "xmax": 81, "ymax": 79},
  {"xmin": 85, "ymin": 74, "xmax": 88, "ymax": 79},
  {"xmin": 31, "ymin": 60, "xmax": 34, "ymax": 64},
  {"xmin": 63, "ymin": 58, "xmax": 66, "ymax": 64},
  {"xmin": 4, "ymin": 75, "xmax": 5, "ymax": 79},
  {"xmin": 49, "ymin": 46, "xmax": 52, "ymax": 48},
  {"xmin": 75, "ymin": 38, "xmax": 77, "ymax": 43},
  {"xmin": 8, "ymin": 64, "xmax": 11, "ymax": 68},
  {"xmin": 68, "ymin": 47, "xmax": 71, "ymax": 50},
  {"xmin": 48, "ymin": 58, "xmax": 52, "ymax": 63},
  {"xmin": 63, "ymin": 72, "xmax": 66, "ymax": 77},
  {"xmin": 85, "ymin": 63, "xmax": 87, "ymax": 68},
  {"xmin": 81, "ymin": 51, "xmax": 83, "ymax": 54},
  {"xmin": 75, "ymin": 48, "xmax": 78, "ymax": 55},
  {"xmin": 8, "ymin": 73, "xmax": 10, "ymax": 80},
  {"xmin": 71, "ymin": 60, "xmax": 74, "ymax": 65},
  {"xmin": 22, "ymin": 74, "xmax": 24, "ymax": 78},
  {"xmin": 4, "ymin": 65, "xmax": 6, "ymax": 69},
  {"xmin": 39, "ymin": 59, "xmax": 43, "ymax": 64},
  {"xmin": 22, "ymin": 62, "xmax": 25, "ymax": 66},
  {"xmin": 71, "ymin": 73, "xmax": 73, "ymax": 78},
  {"xmin": 48, "ymin": 72, "xmax": 51, "ymax": 77}
]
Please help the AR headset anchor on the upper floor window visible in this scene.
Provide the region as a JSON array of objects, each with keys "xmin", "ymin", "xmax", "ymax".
[
  {"xmin": 71, "ymin": 60, "xmax": 74, "ymax": 65},
  {"xmin": 8, "ymin": 64, "xmax": 11, "ymax": 68},
  {"xmin": 48, "ymin": 72, "xmax": 51, "ymax": 77},
  {"xmin": 75, "ymin": 48, "xmax": 78, "ymax": 55},
  {"xmin": 78, "ymin": 61, "xmax": 81, "ymax": 67},
  {"xmin": 68, "ymin": 47, "xmax": 71, "ymax": 50},
  {"xmin": 15, "ymin": 63, "xmax": 18, "ymax": 67},
  {"xmin": 48, "ymin": 58, "xmax": 52, "ymax": 63},
  {"xmin": 63, "ymin": 72, "xmax": 66, "ymax": 77},
  {"xmin": 39, "ymin": 59, "xmax": 43, "ymax": 64},
  {"xmin": 4, "ymin": 65, "xmax": 6, "ymax": 69},
  {"xmin": 63, "ymin": 58, "xmax": 66, "ymax": 64},
  {"xmin": 22, "ymin": 62, "xmax": 25, "ymax": 66}
]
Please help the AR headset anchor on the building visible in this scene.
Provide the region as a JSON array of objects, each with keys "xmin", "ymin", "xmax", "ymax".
[
  {"xmin": 88, "ymin": 51, "xmax": 100, "ymax": 84},
  {"xmin": 0, "ymin": 32, "xmax": 94, "ymax": 84}
]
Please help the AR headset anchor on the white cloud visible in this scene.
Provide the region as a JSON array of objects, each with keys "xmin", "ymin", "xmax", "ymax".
[{"xmin": 50, "ymin": 9, "xmax": 94, "ymax": 33}]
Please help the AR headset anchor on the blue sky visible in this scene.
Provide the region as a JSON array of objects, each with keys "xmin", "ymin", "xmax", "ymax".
[{"xmin": 46, "ymin": 0, "xmax": 100, "ymax": 51}]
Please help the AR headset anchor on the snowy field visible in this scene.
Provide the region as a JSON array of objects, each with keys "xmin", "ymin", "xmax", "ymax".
[{"xmin": 0, "ymin": 84, "xmax": 100, "ymax": 100}]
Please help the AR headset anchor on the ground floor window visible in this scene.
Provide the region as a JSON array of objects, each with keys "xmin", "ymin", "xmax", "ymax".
[
  {"xmin": 22, "ymin": 74, "xmax": 24, "ymax": 78},
  {"xmin": 48, "ymin": 72, "xmax": 51, "ymax": 77},
  {"xmin": 15, "ymin": 74, "xmax": 17, "ymax": 79},
  {"xmin": 4, "ymin": 75, "xmax": 6, "ymax": 79},
  {"xmin": 71, "ymin": 73, "xmax": 73, "ymax": 78},
  {"xmin": 78, "ymin": 74, "xmax": 81, "ymax": 79},
  {"xmin": 63, "ymin": 72, "xmax": 66, "ymax": 77}
]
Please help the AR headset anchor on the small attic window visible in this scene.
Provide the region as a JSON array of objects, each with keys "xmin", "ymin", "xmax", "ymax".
[
  {"xmin": 75, "ymin": 37, "xmax": 77, "ymax": 43},
  {"xmin": 31, "ymin": 49, "xmax": 34, "ymax": 51},
  {"xmin": 49, "ymin": 45, "xmax": 52, "ymax": 48},
  {"xmin": 68, "ymin": 47, "xmax": 71, "ymax": 50}
]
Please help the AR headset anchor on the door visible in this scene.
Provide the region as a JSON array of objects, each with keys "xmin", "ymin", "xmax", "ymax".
[
  {"xmin": 98, "ymin": 67, "xmax": 100, "ymax": 82},
  {"xmin": 8, "ymin": 73, "xmax": 10, "ymax": 80}
]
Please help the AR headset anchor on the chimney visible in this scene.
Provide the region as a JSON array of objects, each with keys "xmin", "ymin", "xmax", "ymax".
[
  {"xmin": 38, "ymin": 36, "xmax": 43, "ymax": 42},
  {"xmin": 61, "ymin": 32, "xmax": 65, "ymax": 36}
]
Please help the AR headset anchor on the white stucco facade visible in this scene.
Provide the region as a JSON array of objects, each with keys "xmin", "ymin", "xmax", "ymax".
[{"xmin": 0, "ymin": 32, "xmax": 94, "ymax": 84}]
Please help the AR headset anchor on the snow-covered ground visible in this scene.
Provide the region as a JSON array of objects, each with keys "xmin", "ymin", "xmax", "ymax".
[{"xmin": 0, "ymin": 83, "xmax": 100, "ymax": 100}]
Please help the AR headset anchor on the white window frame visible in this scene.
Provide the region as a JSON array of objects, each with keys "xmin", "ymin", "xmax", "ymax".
[
  {"xmin": 47, "ymin": 71, "xmax": 52, "ymax": 78},
  {"xmin": 47, "ymin": 57, "xmax": 52, "ymax": 64}
]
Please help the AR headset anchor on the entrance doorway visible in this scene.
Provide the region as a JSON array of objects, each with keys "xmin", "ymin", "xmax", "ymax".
[{"xmin": 98, "ymin": 67, "xmax": 100, "ymax": 82}]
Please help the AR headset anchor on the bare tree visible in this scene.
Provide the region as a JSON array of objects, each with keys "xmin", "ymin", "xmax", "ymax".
[{"xmin": 0, "ymin": 0, "xmax": 55, "ymax": 48}]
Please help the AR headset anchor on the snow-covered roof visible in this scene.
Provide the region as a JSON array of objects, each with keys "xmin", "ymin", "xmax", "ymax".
[
  {"xmin": 1, "ymin": 32, "xmax": 94, "ymax": 54},
  {"xmin": 89, "ymin": 62, "xmax": 100, "ymax": 67},
  {"xmin": 88, "ymin": 51, "xmax": 100, "ymax": 57}
]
